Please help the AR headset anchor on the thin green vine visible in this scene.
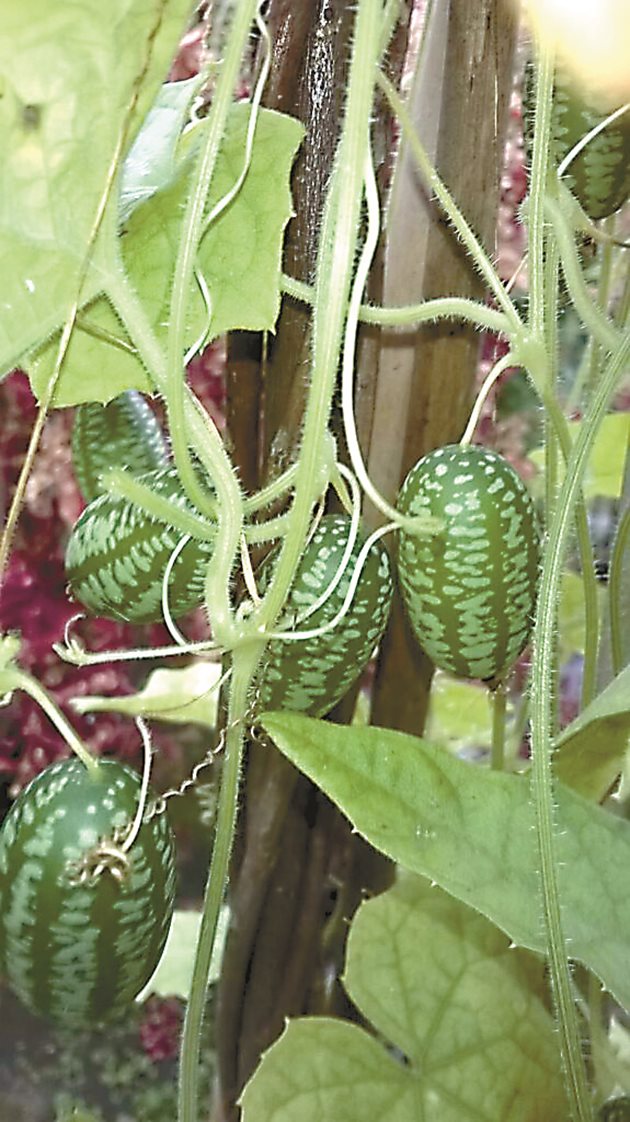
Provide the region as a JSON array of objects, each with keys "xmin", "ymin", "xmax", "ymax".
[
  {"xmin": 178, "ymin": 2, "xmax": 391, "ymax": 1118},
  {"xmin": 529, "ymin": 332, "xmax": 630, "ymax": 1122},
  {"xmin": 376, "ymin": 70, "xmax": 523, "ymax": 334},
  {"xmin": 526, "ymin": 44, "xmax": 593, "ymax": 1121},
  {"xmin": 609, "ymin": 505, "xmax": 630, "ymax": 677},
  {"xmin": 281, "ymin": 272, "xmax": 512, "ymax": 334},
  {"xmin": 0, "ymin": 668, "xmax": 99, "ymax": 776}
]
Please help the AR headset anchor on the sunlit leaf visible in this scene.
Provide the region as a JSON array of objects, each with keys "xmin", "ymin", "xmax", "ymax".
[
  {"xmin": 0, "ymin": 0, "xmax": 192, "ymax": 378},
  {"xmin": 29, "ymin": 104, "xmax": 303, "ymax": 405}
]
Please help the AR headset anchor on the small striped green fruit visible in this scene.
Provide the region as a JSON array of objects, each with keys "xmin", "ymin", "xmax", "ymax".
[
  {"xmin": 397, "ymin": 444, "xmax": 540, "ymax": 683},
  {"xmin": 72, "ymin": 392, "xmax": 169, "ymax": 502},
  {"xmin": 257, "ymin": 514, "xmax": 393, "ymax": 717},
  {"xmin": 65, "ymin": 464, "xmax": 214, "ymax": 624},
  {"xmin": 0, "ymin": 757, "xmax": 175, "ymax": 1028},
  {"xmin": 524, "ymin": 63, "xmax": 630, "ymax": 219}
]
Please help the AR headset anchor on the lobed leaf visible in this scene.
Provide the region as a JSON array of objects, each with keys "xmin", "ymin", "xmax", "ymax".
[
  {"xmin": 29, "ymin": 104, "xmax": 303, "ymax": 405},
  {"xmin": 241, "ymin": 876, "xmax": 568, "ymax": 1122}
]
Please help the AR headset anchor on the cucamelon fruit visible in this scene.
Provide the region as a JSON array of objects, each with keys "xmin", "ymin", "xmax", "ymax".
[
  {"xmin": 524, "ymin": 62, "xmax": 630, "ymax": 220},
  {"xmin": 257, "ymin": 514, "xmax": 393, "ymax": 716},
  {"xmin": 72, "ymin": 391, "xmax": 169, "ymax": 502},
  {"xmin": 65, "ymin": 464, "xmax": 214, "ymax": 623},
  {"xmin": 397, "ymin": 444, "xmax": 540, "ymax": 683},
  {"xmin": 0, "ymin": 756, "xmax": 175, "ymax": 1028}
]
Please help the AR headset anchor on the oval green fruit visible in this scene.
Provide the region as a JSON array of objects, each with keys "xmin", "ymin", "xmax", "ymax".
[
  {"xmin": 257, "ymin": 514, "xmax": 393, "ymax": 716},
  {"xmin": 524, "ymin": 62, "xmax": 630, "ymax": 219},
  {"xmin": 0, "ymin": 757, "xmax": 175, "ymax": 1028},
  {"xmin": 397, "ymin": 444, "xmax": 540, "ymax": 682},
  {"xmin": 65, "ymin": 464, "xmax": 214, "ymax": 624},
  {"xmin": 72, "ymin": 391, "xmax": 169, "ymax": 502}
]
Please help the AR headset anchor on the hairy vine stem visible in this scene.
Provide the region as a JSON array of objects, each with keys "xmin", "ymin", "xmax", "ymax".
[
  {"xmin": 531, "ymin": 327, "xmax": 630, "ymax": 1122},
  {"xmin": 376, "ymin": 70, "xmax": 523, "ymax": 334},
  {"xmin": 527, "ymin": 43, "xmax": 592, "ymax": 1122},
  {"xmin": 280, "ymin": 271, "xmax": 511, "ymax": 334}
]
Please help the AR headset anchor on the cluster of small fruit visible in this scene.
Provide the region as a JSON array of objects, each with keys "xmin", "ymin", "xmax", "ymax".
[{"xmin": 0, "ymin": 373, "xmax": 542, "ymax": 1029}]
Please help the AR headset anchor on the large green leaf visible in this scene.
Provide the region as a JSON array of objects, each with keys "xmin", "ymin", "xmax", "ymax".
[
  {"xmin": 0, "ymin": 0, "xmax": 193, "ymax": 377},
  {"xmin": 241, "ymin": 876, "xmax": 568, "ymax": 1122},
  {"xmin": 553, "ymin": 664, "xmax": 630, "ymax": 800},
  {"xmin": 261, "ymin": 712, "xmax": 630, "ymax": 1012},
  {"xmin": 29, "ymin": 104, "xmax": 303, "ymax": 405}
]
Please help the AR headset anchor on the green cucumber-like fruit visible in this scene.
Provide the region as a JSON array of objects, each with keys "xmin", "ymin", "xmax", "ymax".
[
  {"xmin": 72, "ymin": 392, "xmax": 169, "ymax": 502},
  {"xmin": 524, "ymin": 62, "xmax": 630, "ymax": 220},
  {"xmin": 257, "ymin": 514, "xmax": 393, "ymax": 716},
  {"xmin": 0, "ymin": 757, "xmax": 175, "ymax": 1028},
  {"xmin": 397, "ymin": 444, "xmax": 540, "ymax": 682},
  {"xmin": 65, "ymin": 464, "xmax": 214, "ymax": 624}
]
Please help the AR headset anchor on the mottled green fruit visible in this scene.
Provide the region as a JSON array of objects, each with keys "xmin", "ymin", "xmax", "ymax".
[
  {"xmin": 65, "ymin": 464, "xmax": 214, "ymax": 624},
  {"xmin": 0, "ymin": 757, "xmax": 175, "ymax": 1028},
  {"xmin": 599, "ymin": 1098, "xmax": 630, "ymax": 1122},
  {"xmin": 257, "ymin": 514, "xmax": 393, "ymax": 717},
  {"xmin": 72, "ymin": 392, "xmax": 169, "ymax": 502},
  {"xmin": 397, "ymin": 444, "xmax": 540, "ymax": 682},
  {"xmin": 525, "ymin": 63, "xmax": 630, "ymax": 219}
]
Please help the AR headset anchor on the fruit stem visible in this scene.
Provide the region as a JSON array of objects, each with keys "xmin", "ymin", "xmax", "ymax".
[
  {"xmin": 1, "ymin": 669, "xmax": 100, "ymax": 777},
  {"xmin": 102, "ymin": 469, "xmax": 217, "ymax": 539},
  {"xmin": 490, "ymin": 684, "xmax": 507, "ymax": 771},
  {"xmin": 460, "ymin": 351, "xmax": 518, "ymax": 445},
  {"xmin": 547, "ymin": 193, "xmax": 622, "ymax": 355}
]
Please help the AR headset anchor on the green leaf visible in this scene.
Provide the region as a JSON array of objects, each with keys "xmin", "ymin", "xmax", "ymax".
[
  {"xmin": 0, "ymin": 0, "xmax": 192, "ymax": 379},
  {"xmin": 559, "ymin": 570, "xmax": 590, "ymax": 659},
  {"xmin": 261, "ymin": 711, "xmax": 630, "ymax": 1012},
  {"xmin": 530, "ymin": 414, "xmax": 630, "ymax": 499},
  {"xmin": 242, "ymin": 1018, "xmax": 415, "ymax": 1122},
  {"xmin": 29, "ymin": 104, "xmax": 303, "ymax": 406},
  {"xmin": 120, "ymin": 75, "xmax": 204, "ymax": 222},
  {"xmin": 553, "ymin": 665, "xmax": 630, "ymax": 799},
  {"xmin": 241, "ymin": 877, "xmax": 567, "ymax": 1122},
  {"xmin": 138, "ymin": 906, "xmax": 228, "ymax": 1000},
  {"xmin": 72, "ymin": 662, "xmax": 221, "ymax": 726},
  {"xmin": 425, "ymin": 672, "xmax": 492, "ymax": 753}
]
